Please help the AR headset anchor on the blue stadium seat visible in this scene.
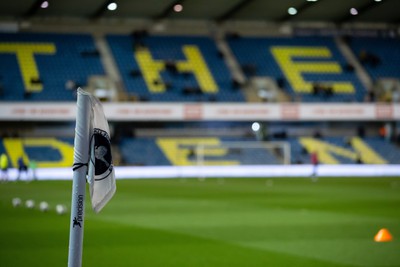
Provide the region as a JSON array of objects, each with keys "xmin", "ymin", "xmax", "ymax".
[
  {"xmin": 120, "ymin": 137, "xmax": 282, "ymax": 166},
  {"xmin": 0, "ymin": 33, "xmax": 105, "ymax": 101},
  {"xmin": 348, "ymin": 37, "xmax": 400, "ymax": 81},
  {"xmin": 364, "ymin": 137, "xmax": 400, "ymax": 164},
  {"xmin": 228, "ymin": 36, "xmax": 366, "ymax": 102},
  {"xmin": 106, "ymin": 35, "xmax": 245, "ymax": 102},
  {"xmin": 120, "ymin": 138, "xmax": 171, "ymax": 166},
  {"xmin": 289, "ymin": 136, "xmax": 400, "ymax": 164},
  {"xmin": 287, "ymin": 138, "xmax": 311, "ymax": 164},
  {"xmin": 0, "ymin": 137, "xmax": 74, "ymax": 168}
]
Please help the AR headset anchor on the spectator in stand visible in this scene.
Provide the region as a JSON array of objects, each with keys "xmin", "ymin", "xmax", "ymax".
[
  {"xmin": 65, "ymin": 79, "xmax": 77, "ymax": 91},
  {"xmin": 365, "ymin": 90, "xmax": 376, "ymax": 102},
  {"xmin": 359, "ymin": 50, "xmax": 381, "ymax": 67},
  {"xmin": 379, "ymin": 125, "xmax": 385, "ymax": 139},
  {"xmin": 356, "ymin": 153, "xmax": 363, "ymax": 164}
]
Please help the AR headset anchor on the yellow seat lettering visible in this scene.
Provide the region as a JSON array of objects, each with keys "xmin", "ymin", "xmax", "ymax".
[
  {"xmin": 156, "ymin": 137, "xmax": 238, "ymax": 166},
  {"xmin": 3, "ymin": 138, "xmax": 73, "ymax": 168},
  {"xmin": 299, "ymin": 137, "xmax": 386, "ymax": 164},
  {"xmin": 0, "ymin": 43, "xmax": 56, "ymax": 92},
  {"xmin": 135, "ymin": 45, "xmax": 217, "ymax": 94},
  {"xmin": 271, "ymin": 46, "xmax": 354, "ymax": 94}
]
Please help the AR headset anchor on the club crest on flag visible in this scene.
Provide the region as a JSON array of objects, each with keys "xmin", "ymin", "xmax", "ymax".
[{"xmin": 92, "ymin": 128, "xmax": 113, "ymax": 179}]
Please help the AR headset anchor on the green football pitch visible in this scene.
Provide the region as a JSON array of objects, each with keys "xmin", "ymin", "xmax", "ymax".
[{"xmin": 1, "ymin": 177, "xmax": 400, "ymax": 267}]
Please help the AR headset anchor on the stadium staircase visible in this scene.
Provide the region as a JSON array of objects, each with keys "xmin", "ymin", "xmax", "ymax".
[{"xmin": 334, "ymin": 36, "xmax": 373, "ymax": 92}]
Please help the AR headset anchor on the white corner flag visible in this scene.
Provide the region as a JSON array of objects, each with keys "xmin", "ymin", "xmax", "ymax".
[
  {"xmin": 68, "ymin": 89, "xmax": 116, "ymax": 267},
  {"xmin": 87, "ymin": 93, "xmax": 116, "ymax": 213}
]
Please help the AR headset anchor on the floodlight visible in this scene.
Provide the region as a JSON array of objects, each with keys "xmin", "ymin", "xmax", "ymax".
[
  {"xmin": 288, "ymin": 7, "xmax": 297, "ymax": 15},
  {"xmin": 40, "ymin": 1, "xmax": 49, "ymax": 9},
  {"xmin": 252, "ymin": 122, "xmax": 260, "ymax": 132},
  {"xmin": 350, "ymin": 8, "xmax": 358, "ymax": 15},
  {"xmin": 174, "ymin": 4, "xmax": 183, "ymax": 12},
  {"xmin": 107, "ymin": 2, "xmax": 117, "ymax": 11}
]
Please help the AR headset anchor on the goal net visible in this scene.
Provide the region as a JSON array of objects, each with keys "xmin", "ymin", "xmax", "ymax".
[{"xmin": 191, "ymin": 141, "xmax": 291, "ymax": 167}]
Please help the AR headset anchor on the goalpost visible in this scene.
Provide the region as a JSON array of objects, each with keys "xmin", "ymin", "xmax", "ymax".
[
  {"xmin": 194, "ymin": 141, "xmax": 291, "ymax": 167},
  {"xmin": 187, "ymin": 141, "xmax": 290, "ymax": 180}
]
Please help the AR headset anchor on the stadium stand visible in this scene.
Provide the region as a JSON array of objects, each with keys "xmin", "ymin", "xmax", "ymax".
[
  {"xmin": 227, "ymin": 36, "xmax": 366, "ymax": 102},
  {"xmin": 291, "ymin": 136, "xmax": 400, "ymax": 165},
  {"xmin": 120, "ymin": 137, "xmax": 281, "ymax": 166},
  {"xmin": 0, "ymin": 33, "xmax": 104, "ymax": 101},
  {"xmin": 106, "ymin": 34, "xmax": 245, "ymax": 102},
  {"xmin": 121, "ymin": 135, "xmax": 400, "ymax": 166},
  {"xmin": 0, "ymin": 32, "xmax": 399, "ymax": 170},
  {"xmin": 0, "ymin": 137, "xmax": 74, "ymax": 168},
  {"xmin": 3, "ymin": 135, "xmax": 397, "ymax": 168}
]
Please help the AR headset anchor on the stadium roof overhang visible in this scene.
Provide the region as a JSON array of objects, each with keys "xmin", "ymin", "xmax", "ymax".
[{"xmin": 0, "ymin": 0, "xmax": 399, "ymax": 25}]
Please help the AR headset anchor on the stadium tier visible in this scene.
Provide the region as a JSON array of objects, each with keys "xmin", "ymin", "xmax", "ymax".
[
  {"xmin": 0, "ymin": 33, "xmax": 104, "ymax": 101},
  {"xmin": 1, "ymin": 33, "xmax": 399, "ymax": 103},
  {"xmin": 228, "ymin": 36, "xmax": 366, "ymax": 102},
  {"xmin": 120, "ymin": 137, "xmax": 280, "ymax": 166},
  {"xmin": 1, "ymin": 136, "xmax": 399, "ymax": 168},
  {"xmin": 107, "ymin": 35, "xmax": 244, "ymax": 102}
]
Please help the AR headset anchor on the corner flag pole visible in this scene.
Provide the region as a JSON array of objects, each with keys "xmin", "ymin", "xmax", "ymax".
[{"xmin": 68, "ymin": 90, "xmax": 91, "ymax": 267}]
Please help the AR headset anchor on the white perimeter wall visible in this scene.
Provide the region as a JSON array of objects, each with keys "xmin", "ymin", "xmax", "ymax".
[
  {"xmin": 7, "ymin": 165, "xmax": 400, "ymax": 181},
  {"xmin": 1, "ymin": 103, "xmax": 399, "ymax": 121}
]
